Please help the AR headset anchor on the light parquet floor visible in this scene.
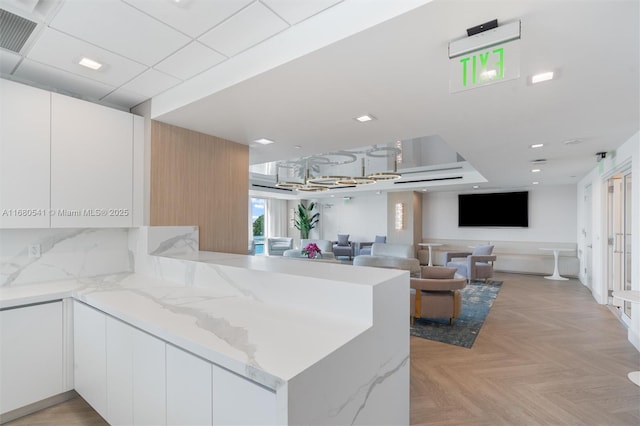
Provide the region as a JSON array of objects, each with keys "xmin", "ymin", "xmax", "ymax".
[
  {"xmin": 6, "ymin": 273, "xmax": 640, "ymax": 425},
  {"xmin": 411, "ymin": 272, "xmax": 640, "ymax": 425}
]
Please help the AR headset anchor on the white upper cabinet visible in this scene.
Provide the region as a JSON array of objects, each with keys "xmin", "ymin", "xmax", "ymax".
[
  {"xmin": 51, "ymin": 93, "xmax": 133, "ymax": 227},
  {"xmin": 0, "ymin": 79, "xmax": 51, "ymax": 228}
]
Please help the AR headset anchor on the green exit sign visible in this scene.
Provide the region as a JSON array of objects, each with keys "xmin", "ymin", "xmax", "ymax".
[{"xmin": 450, "ymin": 40, "xmax": 520, "ymax": 93}]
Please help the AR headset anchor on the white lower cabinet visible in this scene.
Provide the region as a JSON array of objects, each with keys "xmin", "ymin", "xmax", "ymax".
[
  {"xmin": 212, "ymin": 365, "xmax": 278, "ymax": 425},
  {"xmin": 132, "ymin": 328, "xmax": 166, "ymax": 426},
  {"xmin": 74, "ymin": 302, "xmax": 278, "ymax": 425},
  {"xmin": 106, "ymin": 317, "xmax": 133, "ymax": 426},
  {"xmin": 0, "ymin": 301, "xmax": 64, "ymax": 414},
  {"xmin": 166, "ymin": 344, "xmax": 213, "ymax": 426},
  {"xmin": 73, "ymin": 301, "xmax": 107, "ymax": 420},
  {"xmin": 105, "ymin": 316, "xmax": 166, "ymax": 426}
]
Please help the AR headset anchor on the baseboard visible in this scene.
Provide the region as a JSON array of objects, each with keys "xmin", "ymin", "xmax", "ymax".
[{"xmin": 0, "ymin": 390, "xmax": 78, "ymax": 424}]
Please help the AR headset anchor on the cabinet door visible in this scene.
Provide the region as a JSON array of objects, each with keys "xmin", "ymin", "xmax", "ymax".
[
  {"xmin": 0, "ymin": 79, "xmax": 51, "ymax": 228},
  {"xmin": 73, "ymin": 301, "xmax": 107, "ymax": 420},
  {"xmin": 51, "ymin": 94, "xmax": 133, "ymax": 227},
  {"xmin": 166, "ymin": 344, "xmax": 212, "ymax": 426},
  {"xmin": 132, "ymin": 327, "xmax": 166, "ymax": 426},
  {"xmin": 0, "ymin": 301, "xmax": 63, "ymax": 414},
  {"xmin": 212, "ymin": 365, "xmax": 277, "ymax": 425},
  {"xmin": 106, "ymin": 317, "xmax": 133, "ymax": 426}
]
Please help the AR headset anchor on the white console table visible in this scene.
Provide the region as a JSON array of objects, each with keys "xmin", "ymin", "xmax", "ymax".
[{"xmin": 612, "ymin": 290, "xmax": 640, "ymax": 387}]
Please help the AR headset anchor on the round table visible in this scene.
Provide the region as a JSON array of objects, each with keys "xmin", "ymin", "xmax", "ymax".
[
  {"xmin": 539, "ymin": 248, "xmax": 572, "ymax": 280},
  {"xmin": 418, "ymin": 243, "xmax": 442, "ymax": 266},
  {"xmin": 612, "ymin": 290, "xmax": 640, "ymax": 387}
]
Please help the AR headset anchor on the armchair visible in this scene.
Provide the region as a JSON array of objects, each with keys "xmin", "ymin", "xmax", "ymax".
[
  {"xmin": 358, "ymin": 235, "xmax": 386, "ymax": 256},
  {"xmin": 333, "ymin": 234, "xmax": 354, "ymax": 259},
  {"xmin": 266, "ymin": 237, "xmax": 293, "ymax": 256},
  {"xmin": 445, "ymin": 244, "xmax": 496, "ymax": 282},
  {"xmin": 410, "ymin": 266, "xmax": 467, "ymax": 325}
]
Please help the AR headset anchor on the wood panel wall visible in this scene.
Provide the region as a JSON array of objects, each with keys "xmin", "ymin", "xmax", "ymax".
[{"xmin": 150, "ymin": 120, "xmax": 248, "ymax": 254}]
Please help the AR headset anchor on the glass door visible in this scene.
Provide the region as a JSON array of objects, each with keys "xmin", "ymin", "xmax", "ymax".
[
  {"xmin": 623, "ymin": 173, "xmax": 632, "ymax": 318},
  {"xmin": 606, "ymin": 171, "xmax": 632, "ymax": 320}
]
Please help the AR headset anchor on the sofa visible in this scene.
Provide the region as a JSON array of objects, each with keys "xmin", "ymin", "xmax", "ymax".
[
  {"xmin": 283, "ymin": 239, "xmax": 335, "ymax": 259},
  {"xmin": 266, "ymin": 237, "xmax": 293, "ymax": 256},
  {"xmin": 410, "ymin": 266, "xmax": 467, "ymax": 325},
  {"xmin": 353, "ymin": 243, "xmax": 420, "ymax": 277}
]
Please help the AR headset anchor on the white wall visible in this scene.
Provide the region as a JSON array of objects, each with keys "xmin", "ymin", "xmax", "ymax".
[
  {"xmin": 422, "ymin": 186, "xmax": 578, "ymax": 243},
  {"xmin": 577, "ymin": 131, "xmax": 639, "ymax": 350},
  {"xmin": 314, "ymin": 194, "xmax": 387, "ymax": 242}
]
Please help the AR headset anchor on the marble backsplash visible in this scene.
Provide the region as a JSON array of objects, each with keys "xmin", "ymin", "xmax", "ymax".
[{"xmin": 0, "ymin": 228, "xmax": 132, "ymax": 287}]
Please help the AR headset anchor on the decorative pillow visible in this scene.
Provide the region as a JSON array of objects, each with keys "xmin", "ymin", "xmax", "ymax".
[
  {"xmin": 337, "ymin": 234, "xmax": 349, "ymax": 246},
  {"xmin": 472, "ymin": 245, "xmax": 494, "ymax": 256},
  {"xmin": 374, "ymin": 235, "xmax": 387, "ymax": 243},
  {"xmin": 421, "ymin": 266, "xmax": 456, "ymax": 279}
]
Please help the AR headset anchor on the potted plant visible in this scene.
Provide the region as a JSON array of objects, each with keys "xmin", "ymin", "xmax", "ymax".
[{"xmin": 294, "ymin": 201, "xmax": 319, "ymax": 239}]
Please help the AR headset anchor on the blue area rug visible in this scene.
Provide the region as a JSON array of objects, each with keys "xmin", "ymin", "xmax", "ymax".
[{"xmin": 410, "ymin": 280, "xmax": 503, "ymax": 348}]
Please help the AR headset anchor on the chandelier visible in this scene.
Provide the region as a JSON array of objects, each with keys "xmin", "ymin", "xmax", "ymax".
[{"xmin": 275, "ymin": 145, "xmax": 402, "ymax": 192}]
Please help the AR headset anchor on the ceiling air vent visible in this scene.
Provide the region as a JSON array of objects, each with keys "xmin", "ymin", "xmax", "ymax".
[{"xmin": 0, "ymin": 9, "xmax": 37, "ymax": 53}]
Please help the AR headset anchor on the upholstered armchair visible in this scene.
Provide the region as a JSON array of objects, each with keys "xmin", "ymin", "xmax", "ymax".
[
  {"xmin": 445, "ymin": 244, "xmax": 496, "ymax": 283},
  {"xmin": 358, "ymin": 235, "xmax": 386, "ymax": 256},
  {"xmin": 410, "ymin": 266, "xmax": 467, "ymax": 325},
  {"xmin": 332, "ymin": 234, "xmax": 354, "ymax": 259},
  {"xmin": 266, "ymin": 237, "xmax": 293, "ymax": 256}
]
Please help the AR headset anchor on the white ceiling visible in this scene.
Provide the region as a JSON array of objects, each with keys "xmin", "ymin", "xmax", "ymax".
[{"xmin": 1, "ymin": 0, "xmax": 638, "ymax": 198}]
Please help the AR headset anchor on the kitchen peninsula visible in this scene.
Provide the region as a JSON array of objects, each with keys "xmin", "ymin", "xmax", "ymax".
[{"xmin": 0, "ymin": 227, "xmax": 409, "ymax": 425}]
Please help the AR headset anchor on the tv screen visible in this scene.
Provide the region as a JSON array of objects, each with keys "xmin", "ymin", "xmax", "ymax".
[{"xmin": 458, "ymin": 191, "xmax": 528, "ymax": 227}]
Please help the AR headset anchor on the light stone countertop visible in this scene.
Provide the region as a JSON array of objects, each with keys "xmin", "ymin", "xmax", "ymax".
[{"xmin": 0, "ymin": 269, "xmax": 373, "ymax": 390}]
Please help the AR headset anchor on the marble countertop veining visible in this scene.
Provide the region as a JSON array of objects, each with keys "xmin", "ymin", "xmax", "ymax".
[
  {"xmin": 0, "ymin": 271, "xmax": 371, "ymax": 389},
  {"xmin": 166, "ymin": 250, "xmax": 408, "ymax": 285}
]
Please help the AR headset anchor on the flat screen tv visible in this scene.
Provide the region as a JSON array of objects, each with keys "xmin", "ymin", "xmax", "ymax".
[{"xmin": 458, "ymin": 191, "xmax": 528, "ymax": 227}]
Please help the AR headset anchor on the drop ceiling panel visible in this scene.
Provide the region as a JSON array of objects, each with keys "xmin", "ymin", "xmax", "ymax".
[
  {"xmin": 122, "ymin": 0, "xmax": 253, "ymax": 38},
  {"xmin": 154, "ymin": 41, "xmax": 226, "ymax": 81},
  {"xmin": 27, "ymin": 28, "xmax": 147, "ymax": 86},
  {"xmin": 49, "ymin": 0, "xmax": 190, "ymax": 66},
  {"xmin": 263, "ymin": 0, "xmax": 343, "ymax": 24},
  {"xmin": 0, "ymin": 49, "xmax": 21, "ymax": 74},
  {"xmin": 198, "ymin": 1, "xmax": 289, "ymax": 57},
  {"xmin": 120, "ymin": 68, "xmax": 180, "ymax": 98},
  {"xmin": 14, "ymin": 58, "xmax": 115, "ymax": 99}
]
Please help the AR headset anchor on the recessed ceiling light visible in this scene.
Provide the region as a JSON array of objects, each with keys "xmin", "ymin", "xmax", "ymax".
[
  {"xmin": 421, "ymin": 188, "xmax": 427, "ymax": 192},
  {"xmin": 354, "ymin": 114, "xmax": 375, "ymax": 123},
  {"xmin": 254, "ymin": 138, "xmax": 275, "ymax": 145},
  {"xmin": 293, "ymin": 145, "xmax": 301, "ymax": 149},
  {"xmin": 530, "ymin": 143, "xmax": 544, "ymax": 149},
  {"xmin": 532, "ymin": 181, "xmax": 539, "ymax": 185},
  {"xmin": 531, "ymin": 169, "xmax": 541, "ymax": 173},
  {"xmin": 563, "ymin": 139, "xmax": 582, "ymax": 145},
  {"xmin": 531, "ymin": 71, "xmax": 554, "ymax": 84},
  {"xmin": 531, "ymin": 159, "xmax": 547, "ymax": 165},
  {"xmin": 78, "ymin": 57, "xmax": 103, "ymax": 70},
  {"xmin": 473, "ymin": 185, "xmax": 479, "ymax": 189}
]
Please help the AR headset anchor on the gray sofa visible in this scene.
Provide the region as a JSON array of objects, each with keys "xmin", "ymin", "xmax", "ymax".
[
  {"xmin": 266, "ymin": 237, "xmax": 293, "ymax": 256},
  {"xmin": 353, "ymin": 243, "xmax": 420, "ymax": 276}
]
